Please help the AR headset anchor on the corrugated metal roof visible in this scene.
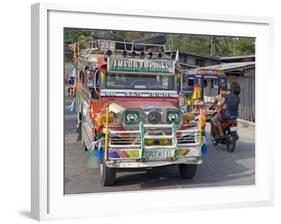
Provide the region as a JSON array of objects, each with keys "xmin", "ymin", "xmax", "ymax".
[
  {"xmin": 188, "ymin": 62, "xmax": 255, "ymax": 73},
  {"xmin": 179, "ymin": 62, "xmax": 199, "ymax": 68},
  {"xmin": 220, "ymin": 55, "xmax": 255, "ymax": 60},
  {"xmin": 179, "ymin": 52, "xmax": 221, "ymax": 61}
]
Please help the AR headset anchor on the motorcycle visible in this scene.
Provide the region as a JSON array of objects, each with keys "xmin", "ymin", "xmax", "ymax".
[{"xmin": 209, "ymin": 108, "xmax": 239, "ymax": 153}]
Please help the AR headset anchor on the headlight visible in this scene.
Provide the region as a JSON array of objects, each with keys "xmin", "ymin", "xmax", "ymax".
[
  {"xmin": 124, "ymin": 110, "xmax": 141, "ymax": 125},
  {"xmin": 127, "ymin": 113, "xmax": 137, "ymax": 122},
  {"xmin": 167, "ymin": 110, "xmax": 181, "ymax": 124}
]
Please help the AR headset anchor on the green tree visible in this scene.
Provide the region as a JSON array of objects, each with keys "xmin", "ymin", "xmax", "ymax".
[{"xmin": 64, "ymin": 28, "xmax": 255, "ymax": 59}]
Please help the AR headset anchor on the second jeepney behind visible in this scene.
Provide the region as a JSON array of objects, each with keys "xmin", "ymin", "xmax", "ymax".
[
  {"xmin": 182, "ymin": 69, "xmax": 227, "ymax": 120},
  {"xmin": 76, "ymin": 40, "xmax": 206, "ymax": 186}
]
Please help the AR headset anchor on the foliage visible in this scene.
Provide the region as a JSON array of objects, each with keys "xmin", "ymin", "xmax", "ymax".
[
  {"xmin": 165, "ymin": 34, "xmax": 255, "ymax": 57},
  {"xmin": 64, "ymin": 28, "xmax": 255, "ymax": 60}
]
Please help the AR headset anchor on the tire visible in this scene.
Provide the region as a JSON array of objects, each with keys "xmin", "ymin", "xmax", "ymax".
[
  {"xmin": 226, "ymin": 139, "xmax": 236, "ymax": 153},
  {"xmin": 210, "ymin": 126, "xmax": 218, "ymax": 146},
  {"xmin": 99, "ymin": 161, "xmax": 116, "ymax": 186},
  {"xmin": 178, "ymin": 164, "xmax": 197, "ymax": 179}
]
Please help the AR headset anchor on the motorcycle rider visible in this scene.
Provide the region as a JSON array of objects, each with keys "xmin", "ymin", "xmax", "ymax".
[
  {"xmin": 210, "ymin": 82, "xmax": 228, "ymax": 111},
  {"xmin": 214, "ymin": 81, "xmax": 240, "ymax": 140},
  {"xmin": 210, "ymin": 82, "xmax": 228, "ymax": 139}
]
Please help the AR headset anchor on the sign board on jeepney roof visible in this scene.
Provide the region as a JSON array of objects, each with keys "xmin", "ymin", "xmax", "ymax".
[
  {"xmin": 107, "ymin": 56, "xmax": 175, "ymax": 75},
  {"xmin": 98, "ymin": 40, "xmax": 116, "ymax": 52}
]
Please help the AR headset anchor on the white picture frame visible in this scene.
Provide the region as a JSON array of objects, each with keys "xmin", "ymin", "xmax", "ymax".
[{"xmin": 31, "ymin": 2, "xmax": 274, "ymax": 221}]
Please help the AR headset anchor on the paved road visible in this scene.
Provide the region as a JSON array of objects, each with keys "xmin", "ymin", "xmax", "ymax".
[{"xmin": 64, "ymin": 96, "xmax": 255, "ymax": 194}]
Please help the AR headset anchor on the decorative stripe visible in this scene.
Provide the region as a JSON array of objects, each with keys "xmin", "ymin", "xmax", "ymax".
[
  {"xmin": 140, "ymin": 123, "xmax": 144, "ymax": 159},
  {"xmin": 108, "ymin": 151, "xmax": 120, "ymax": 158},
  {"xmin": 108, "ymin": 150, "xmax": 140, "ymax": 159},
  {"xmin": 175, "ymin": 149, "xmax": 190, "ymax": 156}
]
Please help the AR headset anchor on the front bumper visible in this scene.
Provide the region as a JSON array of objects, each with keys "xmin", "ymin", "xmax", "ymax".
[
  {"xmin": 106, "ymin": 157, "xmax": 202, "ymax": 168},
  {"xmin": 104, "ymin": 123, "xmax": 204, "ymax": 168}
]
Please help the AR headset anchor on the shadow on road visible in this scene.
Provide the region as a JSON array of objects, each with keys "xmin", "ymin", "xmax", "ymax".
[
  {"xmin": 114, "ymin": 140, "xmax": 255, "ymax": 189},
  {"xmin": 64, "ymin": 93, "xmax": 255, "ymax": 193}
]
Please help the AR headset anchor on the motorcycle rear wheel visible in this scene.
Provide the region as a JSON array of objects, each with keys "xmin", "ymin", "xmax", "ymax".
[
  {"xmin": 226, "ymin": 140, "xmax": 236, "ymax": 153},
  {"xmin": 210, "ymin": 127, "xmax": 218, "ymax": 146}
]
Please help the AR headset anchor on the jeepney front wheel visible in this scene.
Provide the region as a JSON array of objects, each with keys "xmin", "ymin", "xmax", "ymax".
[
  {"xmin": 99, "ymin": 161, "xmax": 116, "ymax": 186},
  {"xmin": 178, "ymin": 164, "xmax": 197, "ymax": 179}
]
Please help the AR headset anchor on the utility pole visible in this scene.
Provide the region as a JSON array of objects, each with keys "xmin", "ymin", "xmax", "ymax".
[
  {"xmin": 233, "ymin": 37, "xmax": 239, "ymax": 56},
  {"xmin": 210, "ymin": 36, "xmax": 213, "ymax": 56}
]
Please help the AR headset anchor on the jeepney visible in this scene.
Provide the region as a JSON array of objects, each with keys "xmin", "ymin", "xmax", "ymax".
[
  {"xmin": 75, "ymin": 40, "xmax": 207, "ymax": 186},
  {"xmin": 182, "ymin": 69, "xmax": 227, "ymax": 120}
]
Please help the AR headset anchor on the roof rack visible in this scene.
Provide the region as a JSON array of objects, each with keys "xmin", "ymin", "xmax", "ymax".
[
  {"xmin": 83, "ymin": 39, "xmax": 165, "ymax": 52},
  {"xmin": 182, "ymin": 68, "xmax": 225, "ymax": 76},
  {"xmin": 79, "ymin": 39, "xmax": 179, "ymax": 60}
]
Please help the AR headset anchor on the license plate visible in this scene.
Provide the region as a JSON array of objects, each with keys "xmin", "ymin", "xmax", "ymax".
[
  {"xmin": 230, "ymin": 126, "xmax": 237, "ymax": 132},
  {"xmin": 143, "ymin": 150, "xmax": 175, "ymax": 160}
]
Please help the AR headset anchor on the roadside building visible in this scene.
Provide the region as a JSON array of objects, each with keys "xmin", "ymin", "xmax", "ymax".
[
  {"xmin": 188, "ymin": 60, "xmax": 255, "ymax": 122},
  {"xmin": 178, "ymin": 52, "xmax": 221, "ymax": 70},
  {"xmin": 220, "ymin": 55, "xmax": 255, "ymax": 63}
]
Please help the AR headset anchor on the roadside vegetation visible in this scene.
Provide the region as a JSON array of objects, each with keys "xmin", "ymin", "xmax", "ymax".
[{"xmin": 64, "ymin": 28, "xmax": 255, "ymax": 60}]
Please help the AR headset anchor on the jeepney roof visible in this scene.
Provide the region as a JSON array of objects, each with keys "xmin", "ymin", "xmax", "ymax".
[
  {"xmin": 79, "ymin": 40, "xmax": 178, "ymax": 75},
  {"xmin": 82, "ymin": 39, "xmax": 166, "ymax": 53},
  {"xmin": 184, "ymin": 61, "xmax": 255, "ymax": 76},
  {"xmin": 79, "ymin": 39, "xmax": 177, "ymax": 62},
  {"xmin": 183, "ymin": 68, "xmax": 225, "ymax": 77}
]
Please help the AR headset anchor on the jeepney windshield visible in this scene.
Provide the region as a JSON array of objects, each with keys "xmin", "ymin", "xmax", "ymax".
[
  {"xmin": 105, "ymin": 73, "xmax": 175, "ymax": 91},
  {"xmin": 202, "ymin": 76, "xmax": 220, "ymax": 97}
]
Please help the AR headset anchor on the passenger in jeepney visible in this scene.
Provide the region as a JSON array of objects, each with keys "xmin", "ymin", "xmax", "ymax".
[
  {"xmin": 79, "ymin": 70, "xmax": 85, "ymax": 84},
  {"xmin": 192, "ymin": 83, "xmax": 204, "ymax": 107},
  {"xmin": 68, "ymin": 76, "xmax": 75, "ymax": 86},
  {"xmin": 88, "ymin": 67, "xmax": 100, "ymax": 99}
]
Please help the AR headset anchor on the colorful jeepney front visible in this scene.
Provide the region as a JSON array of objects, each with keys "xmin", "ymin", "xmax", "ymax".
[
  {"xmin": 99, "ymin": 56, "xmax": 206, "ymax": 168},
  {"xmin": 104, "ymin": 115, "xmax": 206, "ymax": 168},
  {"xmin": 182, "ymin": 69, "xmax": 227, "ymax": 120}
]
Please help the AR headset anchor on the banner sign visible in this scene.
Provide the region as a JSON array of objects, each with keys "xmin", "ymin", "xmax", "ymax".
[{"xmin": 108, "ymin": 56, "xmax": 174, "ymax": 74}]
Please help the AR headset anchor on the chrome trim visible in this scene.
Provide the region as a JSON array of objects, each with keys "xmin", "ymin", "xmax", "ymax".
[{"xmin": 106, "ymin": 157, "xmax": 202, "ymax": 168}]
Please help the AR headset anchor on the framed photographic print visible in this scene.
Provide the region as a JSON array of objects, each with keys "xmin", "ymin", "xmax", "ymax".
[{"xmin": 31, "ymin": 2, "xmax": 274, "ymax": 221}]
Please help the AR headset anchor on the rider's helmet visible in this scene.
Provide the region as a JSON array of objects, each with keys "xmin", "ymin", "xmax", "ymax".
[
  {"xmin": 219, "ymin": 82, "xmax": 227, "ymax": 91},
  {"xmin": 231, "ymin": 81, "xmax": 240, "ymax": 95}
]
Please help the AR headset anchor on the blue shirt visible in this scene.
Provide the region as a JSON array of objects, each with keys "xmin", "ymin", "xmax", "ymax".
[{"xmin": 225, "ymin": 93, "xmax": 240, "ymax": 117}]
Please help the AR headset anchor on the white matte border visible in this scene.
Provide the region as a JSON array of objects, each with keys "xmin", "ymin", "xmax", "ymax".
[{"xmin": 31, "ymin": 2, "xmax": 274, "ymax": 221}]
